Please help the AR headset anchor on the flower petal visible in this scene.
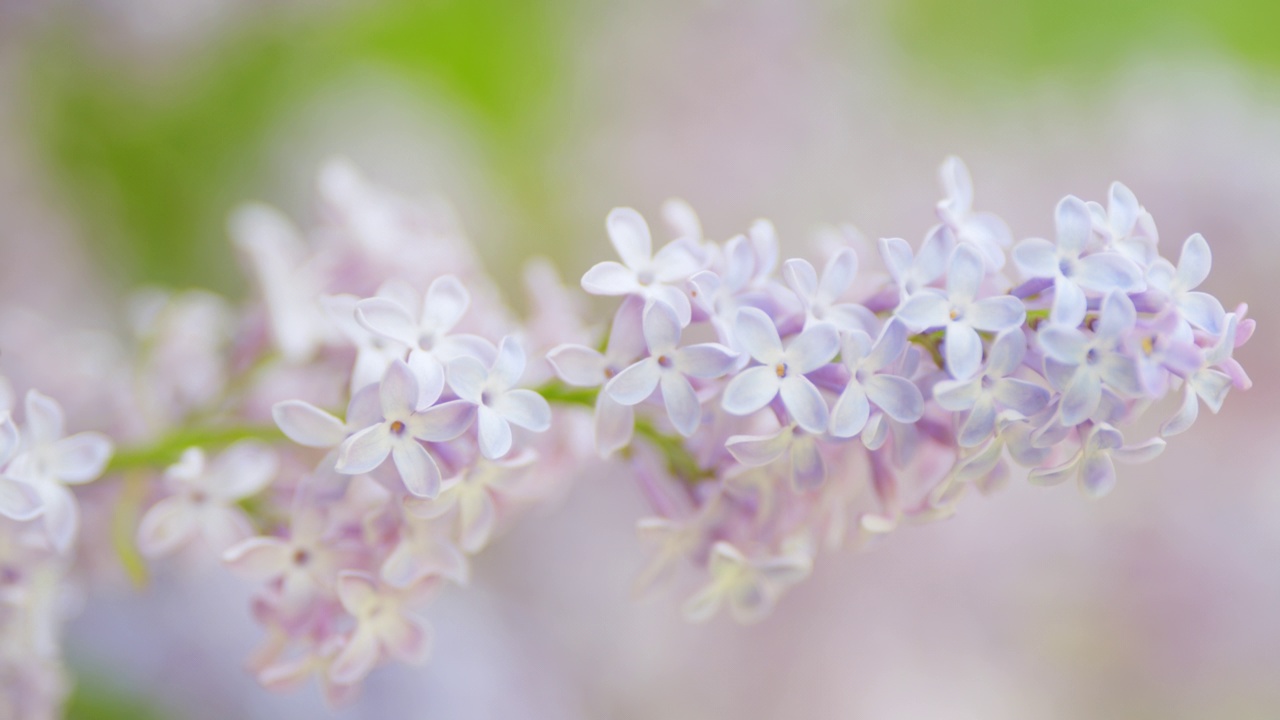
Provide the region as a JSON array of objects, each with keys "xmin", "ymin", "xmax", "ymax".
[
  {"xmin": 932, "ymin": 377, "xmax": 981, "ymax": 411},
  {"xmin": 1075, "ymin": 253, "xmax": 1144, "ymax": 293},
  {"xmin": 606, "ymin": 207, "xmax": 653, "ymax": 270},
  {"xmin": 957, "ymin": 396, "xmax": 997, "ymax": 447},
  {"xmin": 780, "ymin": 376, "xmax": 829, "ymax": 434},
  {"xmin": 946, "ymin": 243, "xmax": 986, "ymax": 304},
  {"xmin": 865, "ymin": 320, "xmax": 907, "ymax": 371},
  {"xmin": 422, "ymin": 275, "xmax": 470, "ymax": 333},
  {"xmin": 445, "ymin": 356, "xmax": 487, "ymax": 404},
  {"xmin": 1059, "ymin": 370, "xmax": 1102, "ymax": 426},
  {"xmin": 411, "ymin": 400, "xmax": 476, "ymax": 441},
  {"xmin": 222, "ymin": 537, "xmax": 291, "ymax": 581},
  {"xmin": 356, "ymin": 297, "xmax": 419, "ymax": 348},
  {"xmin": 944, "ymin": 322, "xmax": 983, "ymax": 380},
  {"xmin": 546, "ymin": 344, "xmax": 607, "ymax": 387},
  {"xmin": 136, "ymin": 495, "xmax": 195, "ymax": 558},
  {"xmin": 896, "ymin": 291, "xmax": 950, "ymax": 331},
  {"xmin": 785, "ymin": 323, "xmax": 839, "ymax": 374},
  {"xmin": 985, "ymin": 330, "xmax": 1026, "ymax": 377},
  {"xmin": 721, "ymin": 366, "xmax": 780, "ymax": 416},
  {"xmin": 594, "ymin": 395, "xmax": 634, "ymax": 458},
  {"xmin": 380, "ymin": 613, "xmax": 433, "ymax": 665},
  {"xmin": 817, "ymin": 248, "xmax": 857, "ymax": 304},
  {"xmin": 735, "ymin": 307, "xmax": 784, "ymax": 363},
  {"xmin": 1080, "ymin": 452, "xmax": 1116, "ymax": 499},
  {"xmin": 865, "ymin": 374, "xmax": 924, "ymax": 423},
  {"xmin": 24, "ymin": 390, "xmax": 64, "ymax": 445},
  {"xmin": 783, "ymin": 258, "xmax": 819, "ymax": 303},
  {"xmin": 1160, "ymin": 385, "xmax": 1199, "ymax": 437},
  {"xmin": 966, "ymin": 296, "xmax": 1025, "ymax": 333},
  {"xmin": 336, "ymin": 424, "xmax": 392, "ymax": 475},
  {"xmin": 675, "ymin": 343, "xmax": 738, "ymax": 378},
  {"xmin": 273, "ymin": 400, "xmax": 346, "ymax": 448},
  {"xmin": 0, "ymin": 476, "xmax": 41, "ymax": 521},
  {"xmin": 1054, "ymin": 195, "xmax": 1092, "ymax": 256},
  {"xmin": 380, "ymin": 360, "xmax": 420, "ymax": 419},
  {"xmin": 992, "ymin": 378, "xmax": 1051, "ymax": 417},
  {"xmin": 605, "ymin": 359, "xmax": 660, "ymax": 406},
  {"xmin": 1179, "ymin": 291, "xmax": 1225, "ymax": 333},
  {"xmin": 1176, "ymin": 233, "xmax": 1211, "ymax": 290},
  {"xmin": 329, "ymin": 629, "xmax": 380, "ymax": 686},
  {"xmin": 1050, "ymin": 276, "xmax": 1087, "ymax": 328},
  {"xmin": 476, "ymin": 406, "xmax": 513, "ymax": 460},
  {"xmin": 492, "ymin": 336, "xmax": 527, "ymax": 390},
  {"xmin": 1038, "ymin": 326, "xmax": 1087, "ymax": 365},
  {"xmin": 660, "ymin": 372, "xmax": 701, "ymax": 437},
  {"xmin": 581, "ymin": 261, "xmax": 640, "ymax": 296},
  {"xmin": 210, "ymin": 441, "xmax": 278, "ymax": 500},
  {"xmin": 492, "ymin": 389, "xmax": 551, "ymax": 432},
  {"xmin": 829, "ymin": 382, "xmax": 870, "ymax": 438},
  {"xmin": 726, "ymin": 428, "xmax": 792, "ymax": 466},
  {"xmin": 392, "ymin": 442, "xmax": 442, "ymax": 498},
  {"xmin": 642, "ymin": 300, "xmax": 682, "ymax": 354},
  {"xmin": 51, "ymin": 432, "xmax": 112, "ymax": 484},
  {"xmin": 790, "ymin": 435, "xmax": 826, "ymax": 491}
]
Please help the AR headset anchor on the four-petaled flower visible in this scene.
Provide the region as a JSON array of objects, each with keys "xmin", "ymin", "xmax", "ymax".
[
  {"xmin": 329, "ymin": 572, "xmax": 434, "ymax": 685},
  {"xmin": 829, "ymin": 319, "xmax": 924, "ymax": 439},
  {"xmin": 580, "ymin": 207, "xmax": 701, "ymax": 326},
  {"xmin": 447, "ymin": 336, "xmax": 552, "ymax": 460},
  {"xmin": 682, "ymin": 541, "xmax": 812, "ymax": 624},
  {"xmin": 721, "ymin": 307, "xmax": 839, "ymax": 433},
  {"xmin": 933, "ymin": 330, "xmax": 1051, "ymax": 447}
]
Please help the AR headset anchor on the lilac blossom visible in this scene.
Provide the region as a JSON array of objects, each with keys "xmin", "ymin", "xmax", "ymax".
[
  {"xmin": 721, "ymin": 307, "xmax": 839, "ymax": 433},
  {"xmin": 1038, "ymin": 290, "xmax": 1143, "ymax": 426},
  {"xmin": 1028, "ymin": 423, "xmax": 1165, "ymax": 499},
  {"xmin": 580, "ymin": 207, "xmax": 702, "ymax": 326},
  {"xmin": 1146, "ymin": 233, "xmax": 1227, "ymax": 334},
  {"xmin": 783, "ymin": 248, "xmax": 876, "ymax": 333},
  {"xmin": 682, "ymin": 540, "xmax": 812, "ymax": 624},
  {"xmin": 447, "ymin": 336, "xmax": 551, "ymax": 460},
  {"xmin": 328, "ymin": 572, "xmax": 434, "ymax": 685},
  {"xmin": 936, "ymin": 156, "xmax": 1013, "ymax": 271},
  {"xmin": 604, "ymin": 301, "xmax": 737, "ymax": 437},
  {"xmin": 829, "ymin": 319, "xmax": 924, "ymax": 439},
  {"xmin": 933, "ymin": 330, "xmax": 1051, "ymax": 447},
  {"xmin": 896, "ymin": 243, "xmax": 1025, "ymax": 380}
]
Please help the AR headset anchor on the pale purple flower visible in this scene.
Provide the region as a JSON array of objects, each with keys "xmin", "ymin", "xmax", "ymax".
[
  {"xmin": 726, "ymin": 423, "xmax": 827, "ymax": 491},
  {"xmin": 1038, "ymin": 290, "xmax": 1144, "ymax": 426},
  {"xmin": 272, "ymin": 382, "xmax": 380, "ymax": 450},
  {"xmin": 1028, "ymin": 423, "xmax": 1165, "ymax": 499},
  {"xmin": 1146, "ymin": 233, "xmax": 1226, "ymax": 334},
  {"xmin": 223, "ymin": 510, "xmax": 341, "ymax": 613},
  {"xmin": 1012, "ymin": 195, "xmax": 1145, "ymax": 327},
  {"xmin": 379, "ymin": 509, "xmax": 469, "ymax": 589},
  {"xmin": 136, "ymin": 442, "xmax": 277, "ymax": 557},
  {"xmin": 682, "ymin": 540, "xmax": 812, "ymax": 624},
  {"xmin": 447, "ymin": 336, "xmax": 551, "ymax": 460},
  {"xmin": 936, "ymin": 156, "xmax": 1012, "ymax": 271},
  {"xmin": 321, "ymin": 291, "xmax": 408, "ymax": 394},
  {"xmin": 6, "ymin": 390, "xmax": 113, "ymax": 552},
  {"xmin": 355, "ymin": 275, "xmax": 495, "ymax": 408},
  {"xmin": 897, "ymin": 243, "xmax": 1026, "ymax": 380},
  {"xmin": 580, "ymin": 207, "xmax": 702, "ymax": 326},
  {"xmin": 878, "ymin": 226, "xmax": 954, "ymax": 306},
  {"xmin": 546, "ymin": 296, "xmax": 646, "ymax": 456},
  {"xmin": 604, "ymin": 301, "xmax": 737, "ymax": 437},
  {"xmin": 1161, "ymin": 313, "xmax": 1240, "ymax": 437},
  {"xmin": 829, "ymin": 319, "xmax": 923, "ymax": 439},
  {"xmin": 336, "ymin": 360, "xmax": 475, "ymax": 498},
  {"xmin": 328, "ymin": 572, "xmax": 433, "ymax": 685},
  {"xmin": 405, "ymin": 451, "xmax": 537, "ymax": 554},
  {"xmin": 782, "ymin": 248, "xmax": 875, "ymax": 333},
  {"xmin": 0, "ymin": 413, "xmax": 40, "ymax": 522},
  {"xmin": 721, "ymin": 307, "xmax": 839, "ymax": 433},
  {"xmin": 1089, "ymin": 181, "xmax": 1159, "ymax": 267},
  {"xmin": 934, "ymin": 330, "xmax": 1051, "ymax": 447}
]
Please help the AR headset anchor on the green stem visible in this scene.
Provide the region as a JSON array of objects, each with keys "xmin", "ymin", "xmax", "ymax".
[{"xmin": 105, "ymin": 423, "xmax": 286, "ymax": 475}]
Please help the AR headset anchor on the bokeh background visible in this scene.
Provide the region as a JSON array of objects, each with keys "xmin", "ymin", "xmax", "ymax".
[{"xmin": 1, "ymin": 0, "xmax": 1278, "ymax": 717}]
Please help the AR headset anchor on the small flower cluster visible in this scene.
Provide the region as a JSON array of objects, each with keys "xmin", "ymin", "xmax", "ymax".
[
  {"xmin": 549, "ymin": 158, "xmax": 1253, "ymax": 623},
  {"xmin": 0, "ymin": 376, "xmax": 113, "ymax": 717}
]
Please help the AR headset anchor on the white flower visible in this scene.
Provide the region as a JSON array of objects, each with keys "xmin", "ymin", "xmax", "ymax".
[
  {"xmin": 6, "ymin": 390, "xmax": 113, "ymax": 552},
  {"xmin": 829, "ymin": 319, "xmax": 924, "ymax": 439},
  {"xmin": 0, "ymin": 413, "xmax": 40, "ymax": 522},
  {"xmin": 933, "ymin": 330, "xmax": 1051, "ymax": 447},
  {"xmin": 328, "ymin": 572, "xmax": 434, "ymax": 686},
  {"xmin": 726, "ymin": 423, "xmax": 827, "ymax": 491},
  {"xmin": 1146, "ymin": 233, "xmax": 1226, "ymax": 334},
  {"xmin": 136, "ymin": 442, "xmax": 277, "ymax": 557},
  {"xmin": 580, "ymin": 207, "xmax": 701, "ymax": 326},
  {"xmin": 1038, "ymin": 290, "xmax": 1143, "ymax": 426},
  {"xmin": 1029, "ymin": 423, "xmax": 1164, "ymax": 499},
  {"xmin": 604, "ymin": 301, "xmax": 737, "ymax": 437},
  {"xmin": 447, "ymin": 336, "xmax": 551, "ymax": 460},
  {"xmin": 222, "ymin": 509, "xmax": 341, "ymax": 614},
  {"xmin": 355, "ymin": 275, "xmax": 495, "ymax": 409},
  {"xmin": 782, "ymin": 248, "xmax": 875, "ymax": 333},
  {"xmin": 682, "ymin": 541, "xmax": 812, "ymax": 624},
  {"xmin": 878, "ymin": 226, "xmax": 954, "ymax": 306},
  {"xmin": 721, "ymin": 307, "xmax": 839, "ymax": 433},
  {"xmin": 405, "ymin": 451, "xmax": 537, "ymax": 555},
  {"xmin": 896, "ymin": 243, "xmax": 1026, "ymax": 380},
  {"xmin": 1012, "ymin": 195, "xmax": 1145, "ymax": 327},
  {"xmin": 337, "ymin": 360, "xmax": 475, "ymax": 498},
  {"xmin": 936, "ymin": 156, "xmax": 1012, "ymax": 271}
]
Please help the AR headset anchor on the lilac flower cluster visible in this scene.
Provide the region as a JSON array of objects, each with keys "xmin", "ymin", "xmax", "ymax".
[
  {"xmin": 0, "ymin": 157, "xmax": 1254, "ymax": 712},
  {"xmin": 549, "ymin": 157, "xmax": 1253, "ymax": 623}
]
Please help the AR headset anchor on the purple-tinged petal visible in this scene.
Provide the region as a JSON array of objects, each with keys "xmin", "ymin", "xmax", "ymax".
[
  {"xmin": 1080, "ymin": 453, "xmax": 1116, "ymax": 499},
  {"xmin": 642, "ymin": 301, "xmax": 682, "ymax": 354},
  {"xmin": 1098, "ymin": 355, "xmax": 1143, "ymax": 397},
  {"xmin": 944, "ymin": 322, "xmax": 983, "ymax": 380},
  {"xmin": 985, "ymin": 330, "xmax": 1026, "ymax": 377},
  {"xmin": 606, "ymin": 207, "xmax": 653, "ymax": 270},
  {"xmin": 946, "ymin": 244, "xmax": 986, "ymax": 304},
  {"xmin": 1059, "ymin": 370, "xmax": 1102, "ymax": 426},
  {"xmin": 210, "ymin": 441, "xmax": 278, "ymax": 500},
  {"xmin": 841, "ymin": 330, "xmax": 873, "ymax": 368},
  {"xmin": 957, "ymin": 396, "xmax": 997, "ymax": 447},
  {"xmin": 405, "ymin": 352, "xmax": 446, "ymax": 409},
  {"xmin": 336, "ymin": 425, "xmax": 392, "ymax": 475},
  {"xmin": 647, "ymin": 285, "xmax": 693, "ymax": 328},
  {"xmin": 594, "ymin": 395, "xmax": 634, "ymax": 458},
  {"xmin": 660, "ymin": 373, "xmax": 701, "ymax": 437},
  {"xmin": 1096, "ymin": 290, "xmax": 1136, "ymax": 339},
  {"xmin": 355, "ymin": 297, "xmax": 420, "ymax": 348},
  {"xmin": 0, "ymin": 414, "xmax": 16, "ymax": 466},
  {"xmin": 786, "ymin": 323, "xmax": 839, "ymax": 373},
  {"xmin": 24, "ymin": 390, "xmax": 64, "ymax": 445},
  {"xmin": 1050, "ymin": 276, "xmax": 1087, "ymax": 328},
  {"xmin": 1160, "ymin": 386, "xmax": 1199, "ymax": 437},
  {"xmin": 1028, "ymin": 454, "xmax": 1080, "ymax": 487},
  {"xmin": 422, "ymin": 275, "xmax": 470, "ymax": 333},
  {"xmin": 866, "ymin": 320, "xmax": 908, "ymax": 371},
  {"xmin": 492, "ymin": 389, "xmax": 551, "ymax": 432},
  {"xmin": 136, "ymin": 495, "xmax": 195, "ymax": 557},
  {"xmin": 476, "ymin": 406, "xmax": 513, "ymax": 460},
  {"xmin": 878, "ymin": 237, "xmax": 914, "ymax": 286},
  {"xmin": 651, "ymin": 240, "xmax": 701, "ymax": 282},
  {"xmin": 1108, "ymin": 182, "xmax": 1139, "ymax": 238},
  {"xmin": 896, "ymin": 291, "xmax": 950, "ymax": 330},
  {"xmin": 1179, "ymin": 292, "xmax": 1225, "ymax": 333},
  {"xmin": 1113, "ymin": 437, "xmax": 1166, "ymax": 464},
  {"xmin": 492, "ymin": 336, "xmax": 527, "ymax": 390},
  {"xmin": 917, "ymin": 225, "xmax": 955, "ymax": 284},
  {"xmin": 547, "ymin": 344, "xmax": 607, "ymax": 387},
  {"xmin": 1176, "ymin": 233, "xmax": 1211, "ymax": 290},
  {"xmin": 605, "ymin": 359, "xmax": 660, "ymax": 406},
  {"xmin": 581, "ymin": 261, "xmax": 640, "ymax": 296},
  {"xmin": 41, "ymin": 483, "xmax": 80, "ymax": 553},
  {"xmin": 865, "ymin": 374, "xmax": 924, "ymax": 423},
  {"xmin": 790, "ymin": 435, "xmax": 826, "ymax": 491},
  {"xmin": 392, "ymin": 442, "xmax": 441, "ymax": 498},
  {"xmin": 443, "ymin": 358, "xmax": 486, "ymax": 409},
  {"xmin": 0, "ymin": 476, "xmax": 41, "ymax": 521},
  {"xmin": 198, "ymin": 508, "xmax": 255, "ymax": 561},
  {"xmin": 967, "ymin": 296, "xmax": 1025, "ymax": 333},
  {"xmin": 992, "ymin": 378, "xmax": 1051, "ymax": 417},
  {"xmin": 783, "ymin": 258, "xmax": 818, "ymax": 303},
  {"xmin": 607, "ymin": 296, "xmax": 648, "ymax": 363},
  {"xmin": 722, "ymin": 366, "xmax": 780, "ymax": 416},
  {"xmin": 1055, "ymin": 195, "xmax": 1092, "ymax": 256},
  {"xmin": 223, "ymin": 537, "xmax": 291, "ymax": 580},
  {"xmin": 933, "ymin": 378, "xmax": 981, "ymax": 411},
  {"xmin": 939, "ymin": 156, "xmax": 974, "ymax": 211},
  {"xmin": 675, "ymin": 343, "xmax": 737, "ymax": 378},
  {"xmin": 52, "ymin": 432, "xmax": 112, "ymax": 484},
  {"xmin": 735, "ymin": 307, "xmax": 784, "ymax": 363},
  {"xmin": 780, "ymin": 376, "xmax": 829, "ymax": 434},
  {"xmin": 1038, "ymin": 326, "xmax": 1087, "ymax": 365},
  {"xmin": 380, "ymin": 361, "xmax": 419, "ymax": 419},
  {"xmin": 818, "ymin": 249, "xmax": 857, "ymax": 303},
  {"xmin": 411, "ymin": 400, "xmax": 475, "ymax": 441},
  {"xmin": 726, "ymin": 428, "xmax": 791, "ymax": 466},
  {"xmin": 1075, "ymin": 253, "xmax": 1144, "ymax": 293},
  {"xmin": 829, "ymin": 382, "xmax": 870, "ymax": 438},
  {"xmin": 273, "ymin": 401, "xmax": 346, "ymax": 448}
]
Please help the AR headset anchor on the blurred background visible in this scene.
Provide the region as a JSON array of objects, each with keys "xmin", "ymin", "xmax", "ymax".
[{"xmin": 2, "ymin": 0, "xmax": 1279, "ymax": 717}]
